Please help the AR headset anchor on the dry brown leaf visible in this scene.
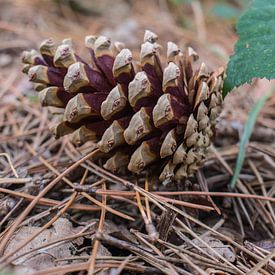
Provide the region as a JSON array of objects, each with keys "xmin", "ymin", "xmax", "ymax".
[
  {"xmin": 4, "ymin": 218, "xmax": 85, "ymax": 271},
  {"xmin": 193, "ymin": 235, "xmax": 236, "ymax": 263}
]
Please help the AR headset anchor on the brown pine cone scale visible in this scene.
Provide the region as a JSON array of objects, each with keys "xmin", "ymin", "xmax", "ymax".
[{"xmin": 22, "ymin": 30, "xmax": 224, "ymax": 183}]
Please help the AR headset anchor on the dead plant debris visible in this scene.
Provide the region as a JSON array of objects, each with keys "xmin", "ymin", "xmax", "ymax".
[{"xmin": 0, "ymin": 1, "xmax": 274, "ymax": 274}]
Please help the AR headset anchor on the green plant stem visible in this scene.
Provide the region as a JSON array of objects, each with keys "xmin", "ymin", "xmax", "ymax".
[{"xmin": 230, "ymin": 88, "xmax": 275, "ymax": 189}]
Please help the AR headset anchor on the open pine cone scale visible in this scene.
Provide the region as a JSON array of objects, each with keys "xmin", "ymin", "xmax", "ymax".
[{"xmin": 22, "ymin": 30, "xmax": 224, "ymax": 182}]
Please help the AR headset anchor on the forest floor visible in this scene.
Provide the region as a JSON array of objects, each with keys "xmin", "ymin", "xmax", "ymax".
[{"xmin": 0, "ymin": 1, "xmax": 274, "ymax": 274}]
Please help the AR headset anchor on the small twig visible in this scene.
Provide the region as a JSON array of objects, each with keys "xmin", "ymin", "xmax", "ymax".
[
  {"xmin": 25, "ymin": 144, "xmax": 134, "ymax": 221},
  {"xmin": 34, "ymin": 261, "xmax": 157, "ymax": 275},
  {"xmin": 0, "ymin": 149, "xmax": 99, "ymax": 261},
  {"xmin": 110, "ymin": 255, "xmax": 133, "ymax": 275},
  {"xmin": 87, "ymin": 182, "xmax": 106, "ymax": 275},
  {"xmin": 95, "ymin": 232, "xmax": 175, "ymax": 274},
  {"xmin": 145, "ymin": 174, "xmax": 152, "ymax": 223},
  {"xmin": 0, "ymin": 199, "xmax": 23, "ymax": 228},
  {"xmin": 7, "ymin": 230, "xmax": 95, "ymax": 264},
  {"xmin": 1, "ymin": 168, "xmax": 90, "ymax": 266},
  {"xmin": 176, "ymin": 219, "xmax": 244, "ymax": 274},
  {"xmin": 136, "ymin": 189, "xmax": 149, "ymax": 225},
  {"xmin": 93, "ymin": 190, "xmax": 275, "ymax": 202},
  {"xmin": 169, "ymin": 247, "xmax": 208, "ymax": 275},
  {"xmin": 0, "ymin": 153, "xmax": 19, "ymax": 178},
  {"xmin": 1, "ymin": 193, "xmax": 77, "ymax": 267},
  {"xmin": 247, "ymin": 250, "xmax": 275, "ymax": 275},
  {"xmin": 81, "ymin": 192, "xmax": 134, "ymax": 221},
  {"xmin": 196, "ymin": 169, "xmax": 221, "ymax": 215},
  {"xmin": 191, "ymin": 0, "xmax": 207, "ymax": 42},
  {"xmin": 249, "ymin": 160, "xmax": 275, "ymax": 224},
  {"xmin": 0, "ymin": 187, "xmax": 100, "ymax": 211},
  {"xmin": 135, "ymin": 187, "xmax": 266, "ymax": 272},
  {"xmin": 0, "ymin": 127, "xmax": 49, "ymax": 143},
  {"xmin": 132, "ymin": 230, "xmax": 179, "ymax": 275},
  {"xmin": 0, "ymin": 178, "xmax": 32, "ymax": 184}
]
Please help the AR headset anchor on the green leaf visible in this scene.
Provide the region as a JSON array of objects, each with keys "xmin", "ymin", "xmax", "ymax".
[
  {"xmin": 169, "ymin": 0, "xmax": 192, "ymax": 4},
  {"xmin": 224, "ymin": 0, "xmax": 275, "ymax": 96},
  {"xmin": 27, "ymin": 94, "xmax": 39, "ymax": 103},
  {"xmin": 0, "ymin": 271, "xmax": 14, "ymax": 275},
  {"xmin": 212, "ymin": 4, "xmax": 241, "ymax": 20},
  {"xmin": 230, "ymin": 88, "xmax": 274, "ymax": 189}
]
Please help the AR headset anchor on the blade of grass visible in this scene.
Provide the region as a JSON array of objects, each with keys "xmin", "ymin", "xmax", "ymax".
[{"xmin": 230, "ymin": 88, "xmax": 275, "ymax": 189}]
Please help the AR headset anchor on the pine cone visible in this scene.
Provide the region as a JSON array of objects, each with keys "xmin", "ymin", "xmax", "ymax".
[{"xmin": 22, "ymin": 30, "xmax": 224, "ymax": 182}]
